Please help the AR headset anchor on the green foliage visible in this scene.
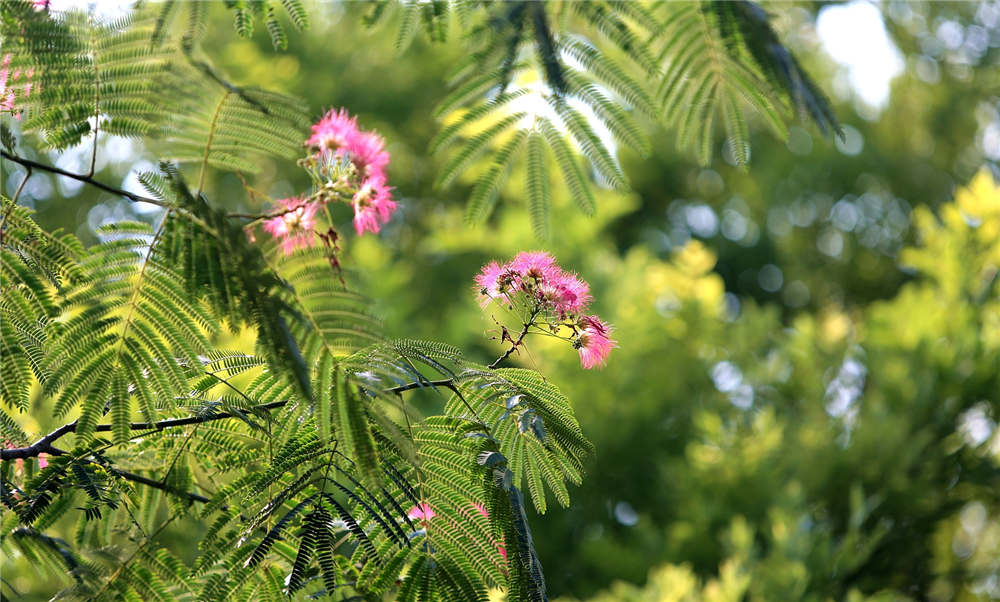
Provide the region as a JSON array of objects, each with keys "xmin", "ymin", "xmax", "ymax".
[
  {"xmin": 0, "ymin": 198, "xmax": 83, "ymax": 419},
  {"xmin": 1, "ymin": 2, "xmax": 172, "ymax": 150},
  {"xmin": 159, "ymin": 80, "xmax": 310, "ymax": 181},
  {"xmin": 8, "ymin": 2, "xmax": 998, "ymax": 602},
  {"xmin": 652, "ymin": 2, "xmax": 787, "ymax": 166},
  {"xmin": 153, "ymin": 168, "xmax": 313, "ymax": 402},
  {"xmin": 43, "ymin": 218, "xmax": 215, "ymax": 442},
  {"xmin": 154, "ymin": 0, "xmax": 310, "ymax": 51},
  {"xmin": 382, "ymin": 0, "xmax": 838, "ymax": 235},
  {"xmin": 1, "ymin": 171, "xmax": 590, "ymax": 599}
]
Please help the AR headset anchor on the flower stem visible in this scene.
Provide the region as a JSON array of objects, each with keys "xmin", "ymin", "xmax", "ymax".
[{"xmin": 489, "ymin": 305, "xmax": 541, "ymax": 369}]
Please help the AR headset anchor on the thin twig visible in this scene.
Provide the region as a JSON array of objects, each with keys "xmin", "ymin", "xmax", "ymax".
[
  {"xmin": 111, "ymin": 468, "xmax": 211, "ymax": 504},
  {"xmin": 489, "ymin": 306, "xmax": 540, "ymax": 369},
  {"xmin": 1, "ymin": 150, "xmax": 172, "ymax": 209},
  {"xmin": 1, "ymin": 379, "xmax": 457, "ymax": 460},
  {"xmin": 10, "ymin": 166, "xmax": 31, "ymax": 203},
  {"xmin": 0, "ymin": 166, "xmax": 30, "ymax": 246}
]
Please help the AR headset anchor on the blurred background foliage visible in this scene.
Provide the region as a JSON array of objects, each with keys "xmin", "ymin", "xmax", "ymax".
[{"xmin": 3, "ymin": 1, "xmax": 1000, "ymax": 600}]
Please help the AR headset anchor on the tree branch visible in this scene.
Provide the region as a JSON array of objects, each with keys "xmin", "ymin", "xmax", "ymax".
[
  {"xmin": 1, "ymin": 379, "xmax": 457, "ymax": 461},
  {"xmin": 0, "ymin": 149, "xmax": 173, "ymax": 210},
  {"xmin": 489, "ymin": 307, "xmax": 540, "ymax": 369},
  {"xmin": 111, "ymin": 468, "xmax": 211, "ymax": 504}
]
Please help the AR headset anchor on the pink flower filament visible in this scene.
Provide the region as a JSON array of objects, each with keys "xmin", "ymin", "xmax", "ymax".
[
  {"xmin": 261, "ymin": 197, "xmax": 319, "ymax": 255},
  {"xmin": 575, "ymin": 315, "xmax": 617, "ymax": 370}
]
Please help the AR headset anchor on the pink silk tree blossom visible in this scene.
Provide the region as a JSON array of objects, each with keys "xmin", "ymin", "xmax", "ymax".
[
  {"xmin": 351, "ymin": 174, "xmax": 396, "ymax": 235},
  {"xmin": 261, "ymin": 197, "xmax": 319, "ymax": 255},
  {"xmin": 407, "ymin": 503, "xmax": 436, "ymax": 525},
  {"xmin": 576, "ymin": 315, "xmax": 617, "ymax": 370},
  {"xmin": 475, "ymin": 252, "xmax": 614, "ymax": 368},
  {"xmin": 305, "ymin": 108, "xmax": 396, "ymax": 235}
]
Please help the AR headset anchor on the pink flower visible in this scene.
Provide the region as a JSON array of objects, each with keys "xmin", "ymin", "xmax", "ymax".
[
  {"xmin": 305, "ymin": 107, "xmax": 397, "ymax": 235},
  {"xmin": 475, "ymin": 261, "xmax": 515, "ymax": 307},
  {"xmin": 32, "ymin": 0, "xmax": 49, "ymax": 10},
  {"xmin": 306, "ymin": 107, "xmax": 359, "ymax": 152},
  {"xmin": 1, "ymin": 54, "xmax": 10, "ymax": 95},
  {"xmin": 0, "ymin": 54, "xmax": 22, "ymax": 115},
  {"xmin": 576, "ymin": 315, "xmax": 616, "ymax": 369},
  {"xmin": 261, "ymin": 196, "xmax": 318, "ymax": 255},
  {"xmin": 408, "ymin": 502, "xmax": 436, "ymax": 522},
  {"xmin": 351, "ymin": 175, "xmax": 396, "ymax": 235},
  {"xmin": 545, "ymin": 271, "xmax": 591, "ymax": 315},
  {"xmin": 510, "ymin": 251, "xmax": 558, "ymax": 282},
  {"xmin": 346, "ymin": 130, "xmax": 390, "ymax": 180}
]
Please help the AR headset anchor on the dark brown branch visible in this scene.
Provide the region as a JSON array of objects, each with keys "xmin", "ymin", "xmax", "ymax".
[
  {"xmin": 111, "ymin": 469, "xmax": 211, "ymax": 504},
  {"xmin": 1, "ymin": 149, "xmax": 173, "ymax": 209},
  {"xmin": 383, "ymin": 378, "xmax": 457, "ymax": 395},
  {"xmin": 489, "ymin": 307, "xmax": 540, "ymax": 369},
  {"xmin": 2, "ymin": 379, "xmax": 456, "ymax": 461}
]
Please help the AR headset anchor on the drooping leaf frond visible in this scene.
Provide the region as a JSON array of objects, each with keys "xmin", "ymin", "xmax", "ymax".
[
  {"xmin": 159, "ymin": 72, "xmax": 310, "ymax": 185},
  {"xmin": 450, "ymin": 368, "xmax": 592, "ymax": 515},
  {"xmin": 1, "ymin": 3, "xmax": 173, "ymax": 150},
  {"xmin": 383, "ymin": 0, "xmax": 838, "ymax": 232},
  {"xmin": 155, "ymin": 167, "xmax": 313, "ymax": 403},
  {"xmin": 153, "ymin": 0, "xmax": 311, "ymax": 51},
  {"xmin": 41, "ymin": 219, "xmax": 215, "ymax": 442},
  {"xmin": 709, "ymin": 0, "xmax": 842, "ymax": 138},
  {"xmin": 652, "ymin": 2, "xmax": 789, "ymax": 167}
]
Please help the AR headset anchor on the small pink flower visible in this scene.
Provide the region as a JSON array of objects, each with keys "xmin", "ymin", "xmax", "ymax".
[
  {"xmin": 261, "ymin": 196, "xmax": 318, "ymax": 255},
  {"xmin": 37, "ymin": 454, "xmax": 47, "ymax": 469},
  {"xmin": 576, "ymin": 315, "xmax": 616, "ymax": 369},
  {"xmin": 306, "ymin": 109, "xmax": 389, "ymax": 179},
  {"xmin": 475, "ymin": 261, "xmax": 514, "ymax": 307},
  {"xmin": 351, "ymin": 175, "xmax": 396, "ymax": 235},
  {"xmin": 0, "ymin": 54, "xmax": 10, "ymax": 92},
  {"xmin": 306, "ymin": 107, "xmax": 359, "ymax": 152},
  {"xmin": 510, "ymin": 251, "xmax": 558, "ymax": 282},
  {"xmin": 345, "ymin": 130, "xmax": 390, "ymax": 179},
  {"xmin": 547, "ymin": 271, "xmax": 591, "ymax": 315},
  {"xmin": 408, "ymin": 502, "xmax": 436, "ymax": 522},
  {"xmin": 32, "ymin": 0, "xmax": 49, "ymax": 10}
]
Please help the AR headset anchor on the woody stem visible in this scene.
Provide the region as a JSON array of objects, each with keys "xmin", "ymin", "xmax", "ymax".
[{"xmin": 489, "ymin": 306, "xmax": 541, "ymax": 369}]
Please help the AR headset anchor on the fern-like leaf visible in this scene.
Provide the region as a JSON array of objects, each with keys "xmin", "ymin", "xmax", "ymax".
[
  {"xmin": 525, "ymin": 131, "xmax": 552, "ymax": 240},
  {"xmin": 1, "ymin": 6, "xmax": 172, "ymax": 150}
]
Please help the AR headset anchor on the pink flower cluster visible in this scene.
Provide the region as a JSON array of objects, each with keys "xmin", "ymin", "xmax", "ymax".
[
  {"xmin": 476, "ymin": 251, "xmax": 590, "ymax": 315},
  {"xmin": 0, "ymin": 54, "xmax": 35, "ymax": 116},
  {"xmin": 258, "ymin": 108, "xmax": 397, "ymax": 255},
  {"xmin": 307, "ymin": 108, "xmax": 396, "ymax": 236},
  {"xmin": 475, "ymin": 251, "xmax": 616, "ymax": 369}
]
